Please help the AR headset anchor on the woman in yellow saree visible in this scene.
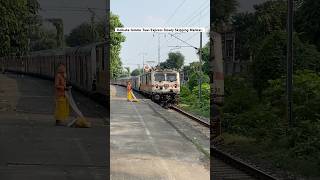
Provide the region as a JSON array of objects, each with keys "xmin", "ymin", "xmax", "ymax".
[{"xmin": 54, "ymin": 64, "xmax": 70, "ymax": 126}]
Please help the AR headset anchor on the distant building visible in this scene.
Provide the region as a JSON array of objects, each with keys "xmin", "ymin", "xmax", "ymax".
[{"xmin": 221, "ymin": 30, "xmax": 250, "ymax": 75}]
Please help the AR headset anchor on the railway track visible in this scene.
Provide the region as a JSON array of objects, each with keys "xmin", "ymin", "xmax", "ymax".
[
  {"xmin": 170, "ymin": 105, "xmax": 210, "ymax": 128},
  {"xmin": 169, "ymin": 105, "xmax": 278, "ymax": 180},
  {"xmin": 212, "ymin": 148, "xmax": 279, "ymax": 180}
]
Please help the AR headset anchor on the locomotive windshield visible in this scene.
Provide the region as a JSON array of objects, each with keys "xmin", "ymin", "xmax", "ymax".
[
  {"xmin": 154, "ymin": 73, "xmax": 165, "ymax": 82},
  {"xmin": 166, "ymin": 73, "xmax": 177, "ymax": 82}
]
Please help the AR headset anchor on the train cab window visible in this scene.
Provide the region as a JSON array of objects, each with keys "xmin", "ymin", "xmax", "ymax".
[
  {"xmin": 166, "ymin": 73, "xmax": 177, "ymax": 82},
  {"xmin": 154, "ymin": 73, "xmax": 165, "ymax": 82}
]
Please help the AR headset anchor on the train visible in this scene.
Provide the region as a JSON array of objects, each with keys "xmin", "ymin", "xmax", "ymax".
[
  {"xmin": 113, "ymin": 69, "xmax": 180, "ymax": 107},
  {"xmin": 0, "ymin": 42, "xmax": 108, "ymax": 101}
]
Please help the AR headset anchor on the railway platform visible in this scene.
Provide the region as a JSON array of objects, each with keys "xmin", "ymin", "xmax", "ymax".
[
  {"xmin": 0, "ymin": 74, "xmax": 108, "ymax": 180},
  {"xmin": 110, "ymin": 85, "xmax": 210, "ymax": 180}
]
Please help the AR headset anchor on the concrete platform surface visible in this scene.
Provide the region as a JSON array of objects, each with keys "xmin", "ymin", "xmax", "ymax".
[
  {"xmin": 110, "ymin": 85, "xmax": 210, "ymax": 180},
  {"xmin": 0, "ymin": 74, "xmax": 108, "ymax": 180}
]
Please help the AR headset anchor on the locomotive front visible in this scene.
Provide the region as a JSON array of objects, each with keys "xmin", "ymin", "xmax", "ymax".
[{"xmin": 151, "ymin": 70, "xmax": 180, "ymax": 106}]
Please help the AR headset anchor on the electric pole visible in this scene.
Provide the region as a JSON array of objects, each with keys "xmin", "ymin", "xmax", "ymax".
[
  {"xmin": 139, "ymin": 53, "xmax": 147, "ymax": 73},
  {"xmin": 199, "ymin": 32, "xmax": 203, "ymax": 105},
  {"xmin": 287, "ymin": 0, "xmax": 293, "ymax": 127},
  {"xmin": 88, "ymin": 8, "xmax": 97, "ymax": 42},
  {"xmin": 158, "ymin": 34, "xmax": 160, "ymax": 65},
  {"xmin": 154, "ymin": 33, "xmax": 166, "ymax": 66}
]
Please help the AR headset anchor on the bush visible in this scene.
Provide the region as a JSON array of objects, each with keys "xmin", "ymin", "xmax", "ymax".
[
  {"xmin": 224, "ymin": 75, "xmax": 259, "ymax": 114},
  {"xmin": 179, "ymin": 83, "xmax": 210, "ymax": 118},
  {"xmin": 251, "ymin": 31, "xmax": 320, "ymax": 97},
  {"xmin": 224, "ymin": 71, "xmax": 320, "ymax": 170},
  {"xmin": 187, "ymin": 72, "xmax": 209, "ymax": 91}
]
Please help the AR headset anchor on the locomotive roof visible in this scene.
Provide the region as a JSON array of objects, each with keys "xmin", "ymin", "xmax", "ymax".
[{"xmin": 151, "ymin": 69, "xmax": 179, "ymax": 73}]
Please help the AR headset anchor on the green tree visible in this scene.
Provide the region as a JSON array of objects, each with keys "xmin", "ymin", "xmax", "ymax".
[
  {"xmin": 182, "ymin": 61, "xmax": 199, "ymax": 78},
  {"xmin": 66, "ymin": 12, "xmax": 126, "ymax": 79},
  {"xmin": 131, "ymin": 68, "xmax": 143, "ymax": 76},
  {"xmin": 224, "ymin": 75, "xmax": 259, "ymax": 114},
  {"xmin": 212, "ymin": 0, "xmax": 239, "ymax": 31},
  {"xmin": 160, "ymin": 51, "xmax": 184, "ymax": 70},
  {"xmin": 0, "ymin": 0, "xmax": 39, "ymax": 56},
  {"xmin": 65, "ymin": 23, "xmax": 95, "ymax": 47},
  {"xmin": 252, "ymin": 31, "xmax": 320, "ymax": 97},
  {"xmin": 30, "ymin": 28, "xmax": 57, "ymax": 51},
  {"xmin": 232, "ymin": 12, "xmax": 258, "ymax": 61},
  {"xmin": 296, "ymin": 0, "xmax": 320, "ymax": 50},
  {"xmin": 110, "ymin": 12, "xmax": 126, "ymax": 79},
  {"xmin": 253, "ymin": 0, "xmax": 287, "ymax": 35},
  {"xmin": 198, "ymin": 42, "xmax": 210, "ymax": 75},
  {"xmin": 187, "ymin": 72, "xmax": 209, "ymax": 91},
  {"xmin": 231, "ymin": 0, "xmax": 287, "ymax": 61},
  {"xmin": 125, "ymin": 67, "xmax": 130, "ymax": 76}
]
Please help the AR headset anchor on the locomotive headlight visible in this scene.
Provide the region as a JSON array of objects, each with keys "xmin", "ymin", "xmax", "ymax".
[
  {"xmin": 174, "ymin": 84, "xmax": 177, "ymax": 88},
  {"xmin": 155, "ymin": 94, "xmax": 160, "ymax": 100},
  {"xmin": 155, "ymin": 84, "xmax": 158, "ymax": 88}
]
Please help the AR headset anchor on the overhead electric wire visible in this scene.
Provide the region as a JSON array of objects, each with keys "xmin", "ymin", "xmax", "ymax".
[
  {"xmin": 185, "ymin": 8, "xmax": 210, "ymax": 27},
  {"xmin": 160, "ymin": 23, "xmax": 209, "ymax": 59},
  {"xmin": 163, "ymin": 0, "xmax": 188, "ymax": 26},
  {"xmin": 156, "ymin": 0, "xmax": 209, "ymax": 51},
  {"xmin": 180, "ymin": 6, "xmax": 209, "ymax": 28},
  {"xmin": 164, "ymin": 6, "xmax": 209, "ymax": 43},
  {"xmin": 142, "ymin": 0, "xmax": 209, "ymax": 62},
  {"xmin": 142, "ymin": 0, "xmax": 187, "ymax": 53},
  {"xmin": 179, "ymin": 0, "xmax": 209, "ymax": 26},
  {"xmin": 168, "ymin": 33, "xmax": 198, "ymax": 49}
]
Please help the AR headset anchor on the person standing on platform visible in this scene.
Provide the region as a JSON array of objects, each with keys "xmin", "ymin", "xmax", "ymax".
[
  {"xmin": 54, "ymin": 64, "xmax": 70, "ymax": 126},
  {"xmin": 127, "ymin": 81, "xmax": 138, "ymax": 102},
  {"xmin": 127, "ymin": 81, "xmax": 133, "ymax": 101}
]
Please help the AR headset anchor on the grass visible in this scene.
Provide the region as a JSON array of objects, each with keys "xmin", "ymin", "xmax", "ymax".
[
  {"xmin": 220, "ymin": 133, "xmax": 320, "ymax": 179},
  {"xmin": 178, "ymin": 102, "xmax": 210, "ymax": 119}
]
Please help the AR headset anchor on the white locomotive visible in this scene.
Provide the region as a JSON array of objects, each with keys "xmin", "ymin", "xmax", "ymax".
[{"xmin": 114, "ymin": 68, "xmax": 180, "ymax": 107}]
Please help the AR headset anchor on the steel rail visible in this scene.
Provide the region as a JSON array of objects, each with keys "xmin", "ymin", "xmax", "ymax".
[
  {"xmin": 212, "ymin": 147, "xmax": 279, "ymax": 180},
  {"xmin": 170, "ymin": 105, "xmax": 210, "ymax": 128}
]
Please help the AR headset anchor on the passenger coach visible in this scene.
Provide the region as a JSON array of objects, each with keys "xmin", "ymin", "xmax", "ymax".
[{"xmin": 0, "ymin": 42, "xmax": 108, "ymax": 98}]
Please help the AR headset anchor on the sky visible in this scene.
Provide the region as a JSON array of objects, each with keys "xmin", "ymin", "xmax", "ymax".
[
  {"xmin": 111, "ymin": 0, "xmax": 210, "ymax": 71},
  {"xmin": 111, "ymin": 0, "xmax": 267, "ymax": 71},
  {"xmin": 37, "ymin": 0, "xmax": 267, "ymax": 71},
  {"xmin": 37, "ymin": 0, "xmax": 266, "ymax": 34}
]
